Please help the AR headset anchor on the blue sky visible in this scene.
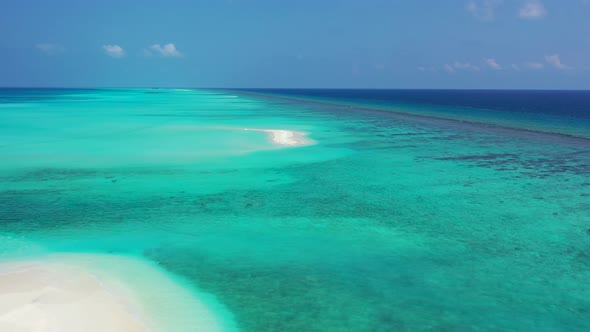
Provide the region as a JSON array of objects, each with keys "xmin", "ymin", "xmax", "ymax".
[{"xmin": 1, "ymin": 0, "xmax": 589, "ymax": 89}]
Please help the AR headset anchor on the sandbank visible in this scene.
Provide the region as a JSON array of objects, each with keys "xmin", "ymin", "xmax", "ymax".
[
  {"xmin": 0, "ymin": 254, "xmax": 235, "ymax": 332},
  {"xmin": 244, "ymin": 128, "xmax": 313, "ymax": 146}
]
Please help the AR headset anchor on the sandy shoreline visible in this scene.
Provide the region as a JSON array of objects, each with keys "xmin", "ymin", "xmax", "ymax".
[{"xmin": 0, "ymin": 254, "xmax": 235, "ymax": 332}]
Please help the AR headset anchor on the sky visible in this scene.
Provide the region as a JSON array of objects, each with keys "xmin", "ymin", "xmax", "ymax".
[{"xmin": 1, "ymin": 0, "xmax": 589, "ymax": 89}]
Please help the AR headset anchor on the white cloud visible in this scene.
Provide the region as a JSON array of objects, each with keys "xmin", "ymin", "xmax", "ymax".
[
  {"xmin": 484, "ymin": 58, "xmax": 502, "ymax": 70},
  {"xmin": 145, "ymin": 43, "xmax": 183, "ymax": 57},
  {"xmin": 544, "ymin": 54, "xmax": 571, "ymax": 69},
  {"xmin": 35, "ymin": 43, "xmax": 65, "ymax": 55},
  {"xmin": 525, "ymin": 62, "xmax": 544, "ymax": 69},
  {"xmin": 466, "ymin": 0, "xmax": 503, "ymax": 21},
  {"xmin": 418, "ymin": 66, "xmax": 437, "ymax": 72},
  {"xmin": 443, "ymin": 62, "xmax": 479, "ymax": 73},
  {"xmin": 511, "ymin": 64, "xmax": 521, "ymax": 70},
  {"xmin": 102, "ymin": 44, "xmax": 126, "ymax": 58},
  {"xmin": 519, "ymin": 0, "xmax": 547, "ymax": 19},
  {"xmin": 454, "ymin": 61, "xmax": 480, "ymax": 71}
]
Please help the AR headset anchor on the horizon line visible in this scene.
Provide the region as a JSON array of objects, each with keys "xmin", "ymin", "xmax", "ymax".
[{"xmin": 1, "ymin": 86, "xmax": 590, "ymax": 92}]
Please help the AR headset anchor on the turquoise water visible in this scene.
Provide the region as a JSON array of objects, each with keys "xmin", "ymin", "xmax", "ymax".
[{"xmin": 1, "ymin": 88, "xmax": 589, "ymax": 331}]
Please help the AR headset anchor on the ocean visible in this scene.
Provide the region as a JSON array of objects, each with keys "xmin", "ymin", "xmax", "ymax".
[{"xmin": 0, "ymin": 88, "xmax": 589, "ymax": 331}]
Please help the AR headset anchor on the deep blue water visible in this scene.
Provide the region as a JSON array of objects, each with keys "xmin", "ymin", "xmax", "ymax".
[
  {"xmin": 239, "ymin": 89, "xmax": 590, "ymax": 120},
  {"xmin": 233, "ymin": 89, "xmax": 590, "ymax": 139}
]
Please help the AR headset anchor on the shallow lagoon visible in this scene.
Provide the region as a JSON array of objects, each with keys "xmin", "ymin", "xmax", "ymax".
[{"xmin": 0, "ymin": 88, "xmax": 589, "ymax": 331}]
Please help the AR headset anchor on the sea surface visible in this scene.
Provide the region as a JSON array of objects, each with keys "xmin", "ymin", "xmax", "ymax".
[{"xmin": 0, "ymin": 88, "xmax": 589, "ymax": 331}]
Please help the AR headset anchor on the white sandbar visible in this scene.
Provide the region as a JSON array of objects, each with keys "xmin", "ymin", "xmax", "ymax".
[
  {"xmin": 244, "ymin": 128, "xmax": 313, "ymax": 146},
  {"xmin": 0, "ymin": 254, "xmax": 235, "ymax": 332}
]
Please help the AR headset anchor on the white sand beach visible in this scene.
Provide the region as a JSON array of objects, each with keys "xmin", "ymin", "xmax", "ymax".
[
  {"xmin": 244, "ymin": 128, "xmax": 313, "ymax": 146},
  {"xmin": 0, "ymin": 254, "xmax": 234, "ymax": 332}
]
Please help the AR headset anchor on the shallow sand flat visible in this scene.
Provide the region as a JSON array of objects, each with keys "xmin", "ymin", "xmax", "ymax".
[{"xmin": 0, "ymin": 254, "xmax": 235, "ymax": 332}]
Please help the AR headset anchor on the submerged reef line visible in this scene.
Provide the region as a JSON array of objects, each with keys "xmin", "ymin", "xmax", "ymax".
[{"xmin": 228, "ymin": 89, "xmax": 590, "ymax": 144}]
